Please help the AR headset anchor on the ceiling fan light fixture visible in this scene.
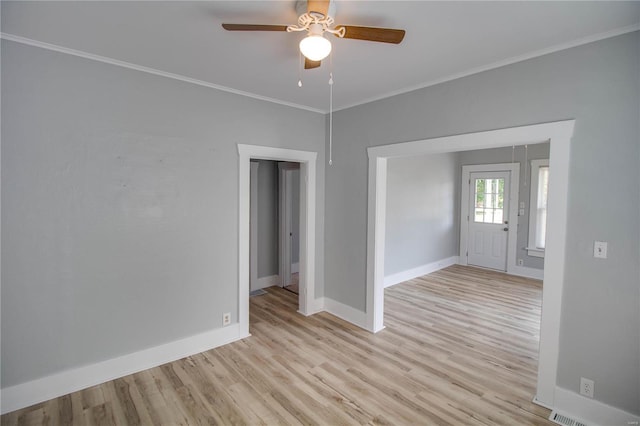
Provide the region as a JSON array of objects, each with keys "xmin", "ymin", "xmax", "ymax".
[{"xmin": 299, "ymin": 34, "xmax": 332, "ymax": 61}]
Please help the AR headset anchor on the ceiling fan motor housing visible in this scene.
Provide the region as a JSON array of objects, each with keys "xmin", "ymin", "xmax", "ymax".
[
  {"xmin": 295, "ymin": 0, "xmax": 336, "ymax": 19},
  {"xmin": 308, "ymin": 23, "xmax": 323, "ymax": 36}
]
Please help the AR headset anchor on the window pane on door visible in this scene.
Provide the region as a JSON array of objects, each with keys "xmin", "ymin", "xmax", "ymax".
[{"xmin": 474, "ymin": 178, "xmax": 505, "ymax": 224}]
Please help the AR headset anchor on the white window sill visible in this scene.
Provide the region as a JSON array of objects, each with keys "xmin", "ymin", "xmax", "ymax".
[{"xmin": 527, "ymin": 247, "xmax": 545, "ymax": 258}]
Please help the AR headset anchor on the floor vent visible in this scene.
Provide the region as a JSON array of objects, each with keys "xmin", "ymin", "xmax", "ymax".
[{"xmin": 549, "ymin": 411, "xmax": 588, "ymax": 426}]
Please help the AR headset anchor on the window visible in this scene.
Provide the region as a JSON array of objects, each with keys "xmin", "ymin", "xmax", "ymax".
[
  {"xmin": 527, "ymin": 159, "xmax": 549, "ymax": 257},
  {"xmin": 474, "ymin": 178, "xmax": 505, "ymax": 224}
]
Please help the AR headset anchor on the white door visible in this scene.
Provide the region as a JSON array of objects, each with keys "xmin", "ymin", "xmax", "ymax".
[
  {"xmin": 249, "ymin": 162, "xmax": 259, "ymax": 291},
  {"xmin": 278, "ymin": 162, "xmax": 299, "ymax": 288},
  {"xmin": 467, "ymin": 171, "xmax": 510, "ymax": 271}
]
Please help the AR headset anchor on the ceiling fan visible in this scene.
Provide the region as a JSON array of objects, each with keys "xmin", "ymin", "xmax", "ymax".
[{"xmin": 222, "ymin": 0, "xmax": 406, "ymax": 70}]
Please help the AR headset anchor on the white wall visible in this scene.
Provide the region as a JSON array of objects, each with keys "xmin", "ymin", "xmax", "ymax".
[
  {"xmin": 384, "ymin": 153, "xmax": 459, "ymax": 276},
  {"xmin": 1, "ymin": 40, "xmax": 326, "ymax": 389},
  {"xmin": 325, "ymin": 32, "xmax": 639, "ymax": 414}
]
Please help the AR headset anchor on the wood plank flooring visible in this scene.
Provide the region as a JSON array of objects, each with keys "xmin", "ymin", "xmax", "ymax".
[{"xmin": 2, "ymin": 265, "xmax": 553, "ymax": 425}]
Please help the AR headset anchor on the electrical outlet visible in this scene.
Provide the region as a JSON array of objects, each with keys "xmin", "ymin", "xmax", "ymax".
[
  {"xmin": 517, "ymin": 259, "xmax": 524, "ymax": 266},
  {"xmin": 222, "ymin": 312, "xmax": 231, "ymax": 326},
  {"xmin": 580, "ymin": 377, "xmax": 594, "ymax": 398}
]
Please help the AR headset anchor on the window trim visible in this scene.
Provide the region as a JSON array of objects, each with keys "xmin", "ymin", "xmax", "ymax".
[{"xmin": 527, "ymin": 159, "xmax": 549, "ymax": 258}]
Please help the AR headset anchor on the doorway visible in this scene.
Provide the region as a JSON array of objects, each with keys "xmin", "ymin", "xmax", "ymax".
[
  {"xmin": 365, "ymin": 120, "xmax": 575, "ymax": 408},
  {"xmin": 238, "ymin": 144, "xmax": 318, "ymax": 339},
  {"xmin": 249, "ymin": 160, "xmax": 288, "ymax": 294}
]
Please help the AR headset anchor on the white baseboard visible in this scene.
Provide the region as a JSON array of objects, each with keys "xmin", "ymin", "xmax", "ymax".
[
  {"xmin": 300, "ymin": 297, "xmax": 370, "ymax": 332},
  {"xmin": 253, "ymin": 274, "xmax": 280, "ymax": 291},
  {"xmin": 291, "ymin": 262, "xmax": 299, "ymax": 273},
  {"xmin": 301, "ymin": 297, "xmax": 326, "ymax": 316},
  {"xmin": 1, "ymin": 324, "xmax": 248, "ymax": 415},
  {"xmin": 532, "ymin": 395, "xmax": 554, "ymax": 411},
  {"xmin": 551, "ymin": 386, "xmax": 640, "ymax": 426},
  {"xmin": 322, "ymin": 297, "xmax": 368, "ymax": 331},
  {"xmin": 384, "ymin": 256, "xmax": 459, "ymax": 288},
  {"xmin": 508, "ymin": 264, "xmax": 544, "ymax": 280}
]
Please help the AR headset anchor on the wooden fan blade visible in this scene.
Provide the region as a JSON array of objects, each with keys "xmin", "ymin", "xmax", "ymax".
[
  {"xmin": 307, "ymin": 0, "xmax": 330, "ymax": 17},
  {"xmin": 336, "ymin": 26, "xmax": 405, "ymax": 44},
  {"xmin": 304, "ymin": 58, "xmax": 321, "ymax": 69},
  {"xmin": 222, "ymin": 24, "xmax": 288, "ymax": 31}
]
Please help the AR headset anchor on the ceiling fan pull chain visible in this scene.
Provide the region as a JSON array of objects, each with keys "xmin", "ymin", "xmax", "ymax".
[
  {"xmin": 298, "ymin": 50, "xmax": 303, "ymax": 87},
  {"xmin": 524, "ymin": 144, "xmax": 528, "ymax": 186},
  {"xmin": 329, "ymin": 71, "xmax": 334, "ymax": 166}
]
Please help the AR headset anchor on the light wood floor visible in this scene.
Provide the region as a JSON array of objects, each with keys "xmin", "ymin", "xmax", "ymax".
[{"xmin": 2, "ymin": 265, "xmax": 553, "ymax": 425}]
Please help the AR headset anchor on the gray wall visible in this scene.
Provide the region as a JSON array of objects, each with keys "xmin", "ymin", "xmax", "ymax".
[
  {"xmin": 1, "ymin": 40, "xmax": 326, "ymax": 388},
  {"xmin": 2, "ymin": 24, "xmax": 638, "ymax": 417},
  {"xmin": 384, "ymin": 144, "xmax": 550, "ymax": 277},
  {"xmin": 325, "ymin": 32, "xmax": 639, "ymax": 414},
  {"xmin": 385, "ymin": 153, "xmax": 459, "ymax": 276},
  {"xmin": 256, "ymin": 160, "xmax": 279, "ymax": 278},
  {"xmin": 459, "ymin": 142, "xmax": 550, "ymax": 270}
]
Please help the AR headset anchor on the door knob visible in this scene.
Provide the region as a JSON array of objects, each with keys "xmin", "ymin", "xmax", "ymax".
[{"xmin": 503, "ymin": 227, "xmax": 509, "ymax": 231}]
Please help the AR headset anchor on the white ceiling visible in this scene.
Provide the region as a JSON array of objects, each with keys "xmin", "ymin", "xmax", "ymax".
[{"xmin": 2, "ymin": 1, "xmax": 639, "ymax": 112}]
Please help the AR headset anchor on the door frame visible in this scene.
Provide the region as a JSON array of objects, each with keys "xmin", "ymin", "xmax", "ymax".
[
  {"xmin": 249, "ymin": 161, "xmax": 260, "ymax": 291},
  {"xmin": 366, "ymin": 120, "xmax": 575, "ymax": 409},
  {"xmin": 238, "ymin": 145, "xmax": 317, "ymax": 337},
  {"xmin": 459, "ymin": 163, "xmax": 520, "ymax": 273},
  {"xmin": 278, "ymin": 162, "xmax": 300, "ymax": 288}
]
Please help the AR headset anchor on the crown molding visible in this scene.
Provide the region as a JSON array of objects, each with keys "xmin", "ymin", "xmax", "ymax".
[
  {"xmin": 334, "ymin": 24, "xmax": 640, "ymax": 112},
  {"xmin": 3, "ymin": 24, "xmax": 639, "ymax": 115},
  {"xmin": 0, "ymin": 32, "xmax": 325, "ymax": 115}
]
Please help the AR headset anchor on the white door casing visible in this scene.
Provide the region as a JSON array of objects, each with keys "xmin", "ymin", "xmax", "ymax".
[
  {"xmin": 366, "ymin": 120, "xmax": 575, "ymax": 409},
  {"xmin": 238, "ymin": 144, "xmax": 318, "ymax": 339},
  {"xmin": 467, "ymin": 170, "xmax": 511, "ymax": 271}
]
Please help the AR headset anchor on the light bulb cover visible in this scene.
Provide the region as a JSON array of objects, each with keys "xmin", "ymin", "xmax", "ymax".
[{"xmin": 299, "ymin": 35, "xmax": 332, "ymax": 62}]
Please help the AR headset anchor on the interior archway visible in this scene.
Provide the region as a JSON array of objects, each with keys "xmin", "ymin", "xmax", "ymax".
[{"xmin": 365, "ymin": 120, "xmax": 575, "ymax": 408}]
